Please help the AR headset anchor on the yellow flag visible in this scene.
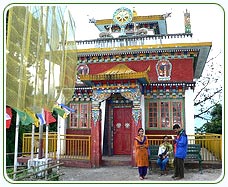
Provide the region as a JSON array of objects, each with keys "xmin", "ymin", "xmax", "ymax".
[{"xmin": 25, "ymin": 108, "xmax": 39, "ymax": 127}]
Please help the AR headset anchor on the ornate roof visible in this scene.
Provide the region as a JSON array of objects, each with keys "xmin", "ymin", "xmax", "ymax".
[
  {"xmin": 80, "ymin": 64, "xmax": 150, "ymax": 85},
  {"xmin": 99, "ymin": 64, "xmax": 137, "ymax": 75}
]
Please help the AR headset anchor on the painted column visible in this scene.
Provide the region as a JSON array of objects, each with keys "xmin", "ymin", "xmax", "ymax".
[
  {"xmin": 131, "ymin": 104, "xmax": 142, "ymax": 166},
  {"xmin": 140, "ymin": 94, "xmax": 145, "ymax": 130},
  {"xmin": 185, "ymin": 87, "xmax": 195, "ymax": 135},
  {"xmin": 90, "ymin": 90, "xmax": 110, "ymax": 167},
  {"xmin": 130, "ymin": 88, "xmax": 142, "ymax": 167},
  {"xmin": 100, "ymin": 100, "xmax": 106, "ymax": 154},
  {"xmin": 91, "ymin": 101, "xmax": 102, "ymax": 168}
]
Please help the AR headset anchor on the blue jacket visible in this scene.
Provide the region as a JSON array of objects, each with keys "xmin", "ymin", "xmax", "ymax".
[{"xmin": 174, "ymin": 129, "xmax": 188, "ymax": 159}]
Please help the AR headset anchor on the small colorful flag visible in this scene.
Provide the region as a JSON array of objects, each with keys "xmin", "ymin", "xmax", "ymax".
[
  {"xmin": 59, "ymin": 103, "xmax": 75, "ymax": 113},
  {"xmin": 44, "ymin": 109, "xmax": 56, "ymax": 124},
  {"xmin": 53, "ymin": 105, "xmax": 68, "ymax": 119},
  {"xmin": 13, "ymin": 108, "xmax": 34, "ymax": 126},
  {"xmin": 6, "ymin": 107, "xmax": 12, "ymax": 129},
  {"xmin": 25, "ymin": 108, "xmax": 39, "ymax": 127},
  {"xmin": 36, "ymin": 109, "xmax": 46, "ymax": 125}
]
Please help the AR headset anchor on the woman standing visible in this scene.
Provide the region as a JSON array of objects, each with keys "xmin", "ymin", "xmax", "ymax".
[{"xmin": 134, "ymin": 128, "xmax": 149, "ymax": 180}]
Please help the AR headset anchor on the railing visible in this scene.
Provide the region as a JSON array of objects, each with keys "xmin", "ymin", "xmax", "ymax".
[
  {"xmin": 22, "ymin": 133, "xmax": 222, "ymax": 162},
  {"xmin": 7, "ymin": 160, "xmax": 63, "ymax": 181},
  {"xmin": 147, "ymin": 134, "xmax": 222, "ymax": 161},
  {"xmin": 58, "ymin": 33, "xmax": 193, "ymax": 51},
  {"xmin": 22, "ymin": 133, "xmax": 91, "ymax": 160}
]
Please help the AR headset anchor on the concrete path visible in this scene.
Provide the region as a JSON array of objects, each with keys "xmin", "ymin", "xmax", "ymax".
[{"xmin": 59, "ymin": 166, "xmax": 223, "ymax": 183}]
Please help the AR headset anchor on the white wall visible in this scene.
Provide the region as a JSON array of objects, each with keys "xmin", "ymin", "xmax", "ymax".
[{"xmin": 185, "ymin": 88, "xmax": 195, "ymax": 135}]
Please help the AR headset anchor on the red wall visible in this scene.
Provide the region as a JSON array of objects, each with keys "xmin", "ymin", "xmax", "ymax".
[{"xmin": 87, "ymin": 58, "xmax": 194, "ymax": 82}]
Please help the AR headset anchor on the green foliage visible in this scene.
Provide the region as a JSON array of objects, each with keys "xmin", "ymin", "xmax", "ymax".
[{"xmin": 195, "ymin": 103, "xmax": 222, "ymax": 134}]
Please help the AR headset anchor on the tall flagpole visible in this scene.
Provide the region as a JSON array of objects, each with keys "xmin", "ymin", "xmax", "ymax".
[
  {"xmin": 45, "ymin": 122, "xmax": 49, "ymax": 179},
  {"xmin": 45, "ymin": 124, "xmax": 49, "ymax": 160},
  {"xmin": 57, "ymin": 115, "xmax": 61, "ymax": 171},
  {"xmin": 13, "ymin": 113, "xmax": 20, "ymax": 180},
  {"xmin": 30, "ymin": 124, "xmax": 35, "ymax": 161}
]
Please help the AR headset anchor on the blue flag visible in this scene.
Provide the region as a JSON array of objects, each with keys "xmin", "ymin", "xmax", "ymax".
[
  {"xmin": 59, "ymin": 103, "xmax": 75, "ymax": 113},
  {"xmin": 36, "ymin": 112, "xmax": 46, "ymax": 125}
]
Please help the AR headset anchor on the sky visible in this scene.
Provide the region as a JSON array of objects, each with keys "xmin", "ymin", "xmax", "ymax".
[{"xmin": 67, "ymin": 3, "xmax": 224, "ymax": 128}]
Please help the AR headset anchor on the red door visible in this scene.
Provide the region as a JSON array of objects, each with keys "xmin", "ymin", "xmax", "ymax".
[{"xmin": 113, "ymin": 108, "xmax": 132, "ymax": 155}]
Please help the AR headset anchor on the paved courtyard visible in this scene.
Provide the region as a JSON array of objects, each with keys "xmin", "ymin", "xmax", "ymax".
[{"xmin": 59, "ymin": 166, "xmax": 223, "ymax": 183}]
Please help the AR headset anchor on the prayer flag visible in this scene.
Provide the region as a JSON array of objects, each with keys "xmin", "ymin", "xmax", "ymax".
[
  {"xmin": 25, "ymin": 108, "xmax": 39, "ymax": 127},
  {"xmin": 44, "ymin": 109, "xmax": 56, "ymax": 124},
  {"xmin": 53, "ymin": 105, "xmax": 67, "ymax": 119},
  {"xmin": 6, "ymin": 107, "xmax": 12, "ymax": 129},
  {"xmin": 59, "ymin": 103, "xmax": 75, "ymax": 113},
  {"xmin": 13, "ymin": 108, "xmax": 34, "ymax": 126},
  {"xmin": 36, "ymin": 111, "xmax": 46, "ymax": 125}
]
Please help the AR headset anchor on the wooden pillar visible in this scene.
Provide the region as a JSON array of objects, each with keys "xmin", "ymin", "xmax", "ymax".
[
  {"xmin": 91, "ymin": 101, "xmax": 102, "ymax": 167},
  {"xmin": 131, "ymin": 105, "xmax": 142, "ymax": 167}
]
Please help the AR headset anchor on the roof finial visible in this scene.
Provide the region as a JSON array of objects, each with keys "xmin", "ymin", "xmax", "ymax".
[
  {"xmin": 87, "ymin": 15, "xmax": 96, "ymax": 23},
  {"xmin": 162, "ymin": 12, "xmax": 172, "ymax": 19},
  {"xmin": 184, "ymin": 9, "xmax": 191, "ymax": 33},
  {"xmin": 133, "ymin": 7, "xmax": 137, "ymax": 17}
]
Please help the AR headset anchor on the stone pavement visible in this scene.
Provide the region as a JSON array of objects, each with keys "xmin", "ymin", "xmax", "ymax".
[{"xmin": 59, "ymin": 166, "xmax": 223, "ymax": 183}]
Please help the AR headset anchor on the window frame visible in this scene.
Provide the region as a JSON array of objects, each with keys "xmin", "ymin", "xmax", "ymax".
[
  {"xmin": 69, "ymin": 102, "xmax": 92, "ymax": 129},
  {"xmin": 146, "ymin": 99, "xmax": 184, "ymax": 130}
]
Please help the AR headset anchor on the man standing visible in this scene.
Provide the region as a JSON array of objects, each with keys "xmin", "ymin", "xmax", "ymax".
[{"xmin": 172, "ymin": 124, "xmax": 188, "ymax": 180}]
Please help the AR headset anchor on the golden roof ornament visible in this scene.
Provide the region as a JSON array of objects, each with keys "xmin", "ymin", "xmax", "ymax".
[{"xmin": 132, "ymin": 7, "xmax": 137, "ymax": 17}]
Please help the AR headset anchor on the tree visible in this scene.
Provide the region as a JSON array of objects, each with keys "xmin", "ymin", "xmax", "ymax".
[
  {"xmin": 194, "ymin": 51, "xmax": 223, "ymax": 121},
  {"xmin": 195, "ymin": 103, "xmax": 222, "ymax": 134}
]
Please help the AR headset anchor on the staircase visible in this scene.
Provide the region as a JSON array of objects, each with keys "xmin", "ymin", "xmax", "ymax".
[{"xmin": 102, "ymin": 155, "xmax": 131, "ymax": 166}]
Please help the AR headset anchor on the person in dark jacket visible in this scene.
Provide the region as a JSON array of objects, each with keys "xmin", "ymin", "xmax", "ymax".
[{"xmin": 172, "ymin": 124, "xmax": 188, "ymax": 180}]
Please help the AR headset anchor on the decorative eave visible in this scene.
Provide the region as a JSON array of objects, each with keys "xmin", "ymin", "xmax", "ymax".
[
  {"xmin": 143, "ymin": 82, "xmax": 196, "ymax": 99},
  {"xmin": 80, "ymin": 64, "xmax": 150, "ymax": 85},
  {"xmin": 95, "ymin": 15, "xmax": 165, "ymax": 26},
  {"xmin": 46, "ymin": 40, "xmax": 211, "ymax": 80}
]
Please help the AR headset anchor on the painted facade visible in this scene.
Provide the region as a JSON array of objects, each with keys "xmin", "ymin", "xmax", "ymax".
[{"xmin": 60, "ymin": 7, "xmax": 212, "ymax": 167}]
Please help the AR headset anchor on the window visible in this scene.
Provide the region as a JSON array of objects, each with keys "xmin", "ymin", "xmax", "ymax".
[
  {"xmin": 69, "ymin": 102, "xmax": 91, "ymax": 128},
  {"xmin": 148, "ymin": 102, "xmax": 157, "ymax": 127},
  {"xmin": 172, "ymin": 101, "xmax": 182, "ymax": 125},
  {"xmin": 79, "ymin": 104, "xmax": 88, "ymax": 128},
  {"xmin": 161, "ymin": 102, "xmax": 170, "ymax": 128},
  {"xmin": 70, "ymin": 104, "xmax": 78, "ymax": 128},
  {"xmin": 147, "ymin": 100, "xmax": 183, "ymax": 129}
]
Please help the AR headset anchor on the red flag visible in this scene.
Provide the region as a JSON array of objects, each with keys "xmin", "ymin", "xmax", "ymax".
[
  {"xmin": 6, "ymin": 107, "xmax": 12, "ymax": 129},
  {"xmin": 44, "ymin": 109, "xmax": 56, "ymax": 124}
]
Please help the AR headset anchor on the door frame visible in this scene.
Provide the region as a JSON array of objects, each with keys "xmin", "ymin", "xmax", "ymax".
[
  {"xmin": 113, "ymin": 107, "xmax": 133, "ymax": 155},
  {"xmin": 103, "ymin": 93, "xmax": 133, "ymax": 156}
]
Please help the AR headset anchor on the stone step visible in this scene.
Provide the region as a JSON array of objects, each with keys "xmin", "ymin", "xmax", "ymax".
[{"xmin": 102, "ymin": 155, "xmax": 131, "ymax": 166}]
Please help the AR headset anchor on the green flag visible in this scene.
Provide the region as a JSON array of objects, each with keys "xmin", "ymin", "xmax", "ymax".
[
  {"xmin": 13, "ymin": 108, "xmax": 34, "ymax": 126},
  {"xmin": 53, "ymin": 106, "xmax": 67, "ymax": 119}
]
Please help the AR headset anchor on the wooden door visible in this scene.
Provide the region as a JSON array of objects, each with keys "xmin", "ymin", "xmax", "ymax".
[{"xmin": 113, "ymin": 108, "xmax": 132, "ymax": 155}]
